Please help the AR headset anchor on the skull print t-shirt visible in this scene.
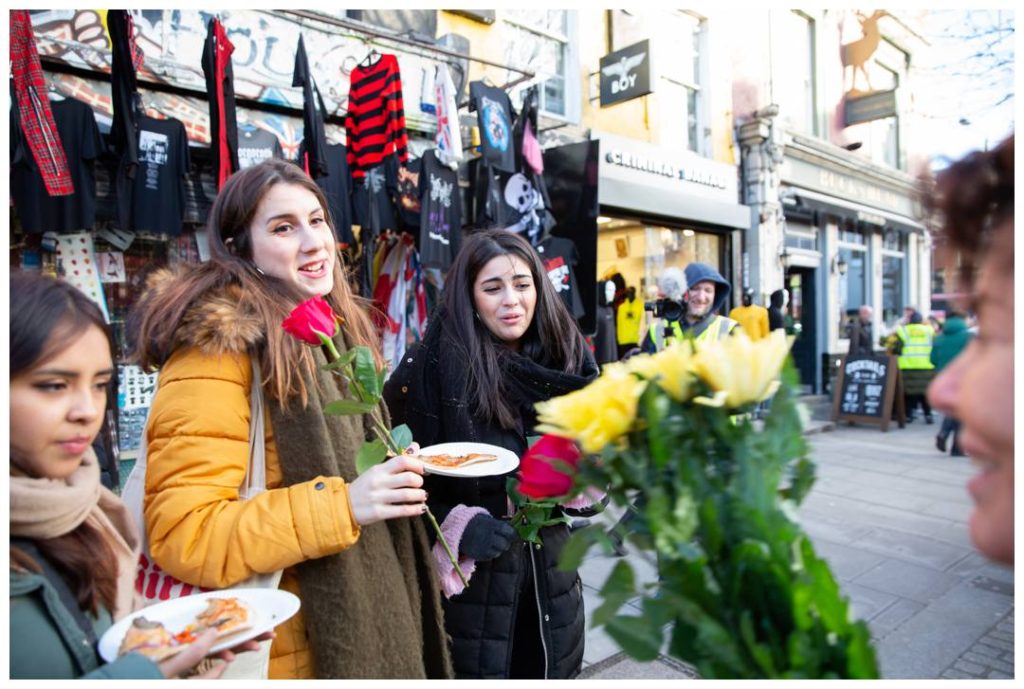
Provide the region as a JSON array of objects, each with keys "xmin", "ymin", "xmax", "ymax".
[
  {"xmin": 469, "ymin": 81, "xmax": 515, "ymax": 173},
  {"xmin": 538, "ymin": 236, "xmax": 585, "ymax": 319},
  {"xmin": 418, "ymin": 148, "xmax": 461, "ymax": 270}
]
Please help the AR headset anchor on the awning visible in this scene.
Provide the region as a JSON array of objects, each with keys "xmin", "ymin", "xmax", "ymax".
[
  {"xmin": 600, "ymin": 177, "xmax": 751, "ymax": 230},
  {"xmin": 787, "ymin": 186, "xmax": 926, "ymax": 233}
]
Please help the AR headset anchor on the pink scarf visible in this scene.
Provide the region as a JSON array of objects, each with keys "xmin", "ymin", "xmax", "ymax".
[{"xmin": 10, "ymin": 449, "xmax": 141, "ymax": 619}]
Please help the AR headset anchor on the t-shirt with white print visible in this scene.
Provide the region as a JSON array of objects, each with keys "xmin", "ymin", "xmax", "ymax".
[
  {"xmin": 418, "ymin": 149, "xmax": 461, "ymax": 270},
  {"xmin": 130, "ymin": 115, "xmax": 190, "ymax": 235}
]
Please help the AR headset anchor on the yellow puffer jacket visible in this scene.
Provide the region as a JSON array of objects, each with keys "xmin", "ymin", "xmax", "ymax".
[{"xmin": 144, "ymin": 346, "xmax": 361, "ymax": 679}]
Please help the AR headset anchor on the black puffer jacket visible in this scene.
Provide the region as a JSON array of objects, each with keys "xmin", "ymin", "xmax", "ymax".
[{"xmin": 383, "ymin": 319, "xmax": 598, "ymax": 678}]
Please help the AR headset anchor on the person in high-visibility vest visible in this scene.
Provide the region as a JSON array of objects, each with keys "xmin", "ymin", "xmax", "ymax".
[
  {"xmin": 896, "ymin": 310, "xmax": 935, "ymax": 423},
  {"xmin": 640, "ymin": 262, "xmax": 738, "ymax": 353}
]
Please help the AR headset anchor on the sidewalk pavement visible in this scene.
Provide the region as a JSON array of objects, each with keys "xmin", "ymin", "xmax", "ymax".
[{"xmin": 578, "ymin": 416, "xmax": 1014, "ymax": 679}]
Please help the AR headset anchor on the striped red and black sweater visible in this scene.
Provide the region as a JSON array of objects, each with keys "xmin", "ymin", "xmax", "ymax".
[{"xmin": 345, "ymin": 54, "xmax": 409, "ymax": 181}]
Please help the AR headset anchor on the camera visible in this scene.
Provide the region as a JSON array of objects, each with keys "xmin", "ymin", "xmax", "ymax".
[{"xmin": 644, "ymin": 298, "xmax": 685, "ymax": 322}]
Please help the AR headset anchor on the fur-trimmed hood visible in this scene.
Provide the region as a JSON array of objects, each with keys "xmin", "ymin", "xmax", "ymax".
[{"xmin": 137, "ymin": 268, "xmax": 265, "ymax": 362}]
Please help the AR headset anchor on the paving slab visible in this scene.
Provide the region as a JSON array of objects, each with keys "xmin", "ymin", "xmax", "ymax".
[
  {"xmin": 852, "ymin": 558, "xmax": 964, "ymax": 604},
  {"xmin": 877, "ymin": 582, "xmax": 1013, "ymax": 678}
]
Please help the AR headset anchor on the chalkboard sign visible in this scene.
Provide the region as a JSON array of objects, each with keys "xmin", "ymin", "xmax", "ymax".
[{"xmin": 831, "ymin": 354, "xmax": 905, "ymax": 431}]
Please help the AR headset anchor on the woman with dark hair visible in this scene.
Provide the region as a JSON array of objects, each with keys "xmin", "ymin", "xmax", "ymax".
[
  {"xmin": 927, "ymin": 134, "xmax": 1014, "ymax": 565},
  {"xmin": 9, "ymin": 272, "xmax": 261, "ymax": 679},
  {"xmin": 129, "ymin": 159, "xmax": 452, "ymax": 679},
  {"xmin": 384, "ymin": 229, "xmax": 600, "ymax": 679}
]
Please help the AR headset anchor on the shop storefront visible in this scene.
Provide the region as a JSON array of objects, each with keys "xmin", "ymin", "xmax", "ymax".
[
  {"xmin": 590, "ymin": 131, "xmax": 749, "ymax": 352},
  {"xmin": 778, "ymin": 135, "xmax": 927, "ymax": 393}
]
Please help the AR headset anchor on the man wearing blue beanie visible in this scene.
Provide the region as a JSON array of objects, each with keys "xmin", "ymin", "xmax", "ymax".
[{"xmin": 641, "ymin": 262, "xmax": 738, "ymax": 352}]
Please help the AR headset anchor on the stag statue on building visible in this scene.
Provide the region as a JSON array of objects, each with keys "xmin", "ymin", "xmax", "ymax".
[{"xmin": 841, "ymin": 10, "xmax": 890, "ymax": 95}]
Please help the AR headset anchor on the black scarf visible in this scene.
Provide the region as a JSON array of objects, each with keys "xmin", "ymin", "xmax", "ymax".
[{"xmin": 268, "ymin": 335, "xmax": 452, "ymax": 679}]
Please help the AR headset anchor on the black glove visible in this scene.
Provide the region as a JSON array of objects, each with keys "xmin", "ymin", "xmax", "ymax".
[{"xmin": 459, "ymin": 514, "xmax": 516, "ymax": 561}]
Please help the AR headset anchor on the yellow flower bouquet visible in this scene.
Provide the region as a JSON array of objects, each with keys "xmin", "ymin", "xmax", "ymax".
[{"xmin": 538, "ymin": 330, "xmax": 879, "ymax": 679}]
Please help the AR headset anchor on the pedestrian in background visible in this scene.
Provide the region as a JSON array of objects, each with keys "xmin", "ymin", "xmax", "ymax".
[
  {"xmin": 845, "ymin": 304, "xmax": 874, "ymax": 356},
  {"xmin": 130, "ymin": 160, "xmax": 452, "ymax": 679},
  {"xmin": 384, "ymin": 229, "xmax": 599, "ymax": 679},
  {"xmin": 10, "ymin": 272, "xmax": 265, "ymax": 679},
  {"xmin": 768, "ymin": 288, "xmax": 787, "ymax": 331},
  {"xmin": 896, "ymin": 311, "xmax": 935, "ymax": 424},
  {"xmin": 730, "ymin": 288, "xmax": 770, "ymax": 340},
  {"xmin": 927, "ymin": 134, "xmax": 1014, "ymax": 565},
  {"xmin": 931, "ymin": 312, "xmax": 973, "ymax": 456}
]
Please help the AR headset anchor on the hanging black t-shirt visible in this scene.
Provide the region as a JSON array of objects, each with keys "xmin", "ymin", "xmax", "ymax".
[
  {"xmin": 395, "ymin": 156, "xmax": 422, "ymax": 230},
  {"xmin": 237, "ymin": 128, "xmax": 283, "ymax": 169},
  {"xmin": 418, "ymin": 149, "xmax": 461, "ymax": 270},
  {"xmin": 351, "ymin": 158, "xmax": 398, "ymax": 234},
  {"xmin": 311, "ymin": 142, "xmax": 356, "ymax": 246},
  {"xmin": 469, "ymin": 81, "xmax": 515, "ymax": 173},
  {"xmin": 11, "ymin": 97, "xmax": 103, "ymax": 233},
  {"xmin": 538, "ymin": 236, "xmax": 585, "ymax": 318},
  {"xmin": 130, "ymin": 115, "xmax": 191, "ymax": 235}
]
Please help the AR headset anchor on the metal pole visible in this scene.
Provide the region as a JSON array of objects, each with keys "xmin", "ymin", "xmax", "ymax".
[{"xmin": 280, "ymin": 10, "xmax": 535, "ymax": 79}]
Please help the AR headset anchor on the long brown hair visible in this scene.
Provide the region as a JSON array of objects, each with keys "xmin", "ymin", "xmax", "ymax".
[
  {"xmin": 440, "ymin": 230, "xmax": 588, "ymax": 429},
  {"xmin": 131, "ymin": 159, "xmax": 382, "ymax": 407},
  {"xmin": 9, "ymin": 271, "xmax": 118, "ymax": 617},
  {"xmin": 927, "ymin": 134, "xmax": 1014, "ymax": 290}
]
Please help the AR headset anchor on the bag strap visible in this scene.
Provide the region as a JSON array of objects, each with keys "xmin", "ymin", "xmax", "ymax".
[
  {"xmin": 240, "ymin": 357, "xmax": 267, "ymax": 500},
  {"xmin": 11, "ymin": 538, "xmax": 98, "ymax": 647}
]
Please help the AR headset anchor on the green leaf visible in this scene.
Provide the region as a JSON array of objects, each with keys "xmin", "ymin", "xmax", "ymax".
[
  {"xmin": 355, "ymin": 439, "xmax": 387, "ymax": 474},
  {"xmin": 323, "ymin": 347, "xmax": 358, "ymax": 371},
  {"xmin": 592, "ymin": 560, "xmax": 636, "ymax": 627},
  {"xmin": 353, "ymin": 347, "xmax": 381, "ymax": 401},
  {"xmin": 323, "ymin": 399, "xmax": 378, "ymax": 415},
  {"xmin": 557, "ymin": 529, "xmax": 596, "ymax": 572},
  {"xmin": 390, "ymin": 424, "xmax": 413, "ymax": 452},
  {"xmin": 606, "ymin": 613, "xmax": 663, "ymax": 661}
]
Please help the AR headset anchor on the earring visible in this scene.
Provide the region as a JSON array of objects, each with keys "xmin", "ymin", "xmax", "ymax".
[{"xmin": 253, "ymin": 263, "xmax": 265, "ymax": 276}]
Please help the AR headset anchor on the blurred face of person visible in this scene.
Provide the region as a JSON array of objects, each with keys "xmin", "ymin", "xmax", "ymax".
[
  {"xmin": 928, "ymin": 220, "xmax": 1014, "ymax": 564},
  {"xmin": 250, "ymin": 183, "xmax": 335, "ymax": 298},
  {"xmin": 685, "ymin": 280, "xmax": 716, "ymax": 321},
  {"xmin": 473, "ymin": 254, "xmax": 537, "ymax": 351},
  {"xmin": 859, "ymin": 306, "xmax": 872, "ymax": 323},
  {"xmin": 10, "ymin": 324, "xmax": 113, "ymax": 480}
]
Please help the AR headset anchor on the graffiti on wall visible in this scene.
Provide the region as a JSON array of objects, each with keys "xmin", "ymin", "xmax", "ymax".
[{"xmin": 31, "ymin": 9, "xmax": 445, "ymax": 148}]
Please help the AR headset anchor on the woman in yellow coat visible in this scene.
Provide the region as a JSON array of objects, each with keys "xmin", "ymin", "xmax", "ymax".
[{"xmin": 130, "ymin": 160, "xmax": 452, "ymax": 679}]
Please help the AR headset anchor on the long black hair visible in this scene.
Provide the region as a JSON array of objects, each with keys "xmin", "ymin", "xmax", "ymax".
[
  {"xmin": 9, "ymin": 271, "xmax": 119, "ymax": 617},
  {"xmin": 440, "ymin": 230, "xmax": 588, "ymax": 429}
]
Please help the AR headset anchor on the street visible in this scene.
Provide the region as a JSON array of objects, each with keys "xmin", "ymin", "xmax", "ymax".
[{"xmin": 578, "ymin": 417, "xmax": 1014, "ymax": 679}]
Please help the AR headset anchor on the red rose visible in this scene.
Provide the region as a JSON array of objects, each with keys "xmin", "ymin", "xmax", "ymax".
[
  {"xmin": 517, "ymin": 434, "xmax": 583, "ymax": 500},
  {"xmin": 282, "ymin": 296, "xmax": 341, "ymax": 346}
]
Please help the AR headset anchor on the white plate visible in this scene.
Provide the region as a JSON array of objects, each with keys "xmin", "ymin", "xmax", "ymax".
[
  {"xmin": 98, "ymin": 588, "xmax": 300, "ymax": 663},
  {"xmin": 416, "ymin": 442, "xmax": 520, "ymax": 477}
]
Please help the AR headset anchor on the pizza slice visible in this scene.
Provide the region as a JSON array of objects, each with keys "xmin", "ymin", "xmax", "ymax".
[
  {"xmin": 419, "ymin": 452, "xmax": 498, "ymax": 469},
  {"xmin": 118, "ymin": 616, "xmax": 181, "ymax": 661},
  {"xmin": 192, "ymin": 596, "xmax": 253, "ymax": 639}
]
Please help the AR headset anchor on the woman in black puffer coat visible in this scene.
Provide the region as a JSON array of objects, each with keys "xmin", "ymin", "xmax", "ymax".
[{"xmin": 384, "ymin": 230, "xmax": 599, "ymax": 679}]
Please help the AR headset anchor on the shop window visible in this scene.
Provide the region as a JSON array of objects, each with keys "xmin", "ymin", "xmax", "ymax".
[
  {"xmin": 839, "ymin": 227, "xmax": 866, "ymax": 246},
  {"xmin": 784, "ymin": 222, "xmax": 818, "ymax": 251},
  {"xmin": 503, "ymin": 10, "xmax": 573, "ymax": 119},
  {"xmin": 773, "ymin": 11, "xmax": 817, "ymax": 136},
  {"xmin": 881, "ymin": 229, "xmax": 906, "ymax": 327},
  {"xmin": 595, "ymin": 220, "xmax": 722, "ymax": 302},
  {"xmin": 881, "ymin": 254, "xmax": 905, "ymax": 328},
  {"xmin": 838, "ymin": 246, "xmax": 867, "ymax": 315}
]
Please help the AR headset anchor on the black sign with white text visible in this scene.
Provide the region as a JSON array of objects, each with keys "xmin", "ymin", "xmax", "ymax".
[
  {"xmin": 599, "ymin": 40, "xmax": 652, "ymax": 107},
  {"xmin": 831, "ymin": 353, "xmax": 905, "ymax": 431}
]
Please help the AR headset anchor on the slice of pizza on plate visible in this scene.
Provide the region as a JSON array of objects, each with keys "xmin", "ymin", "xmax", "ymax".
[
  {"xmin": 117, "ymin": 617, "xmax": 180, "ymax": 660},
  {"xmin": 418, "ymin": 452, "xmax": 498, "ymax": 469}
]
